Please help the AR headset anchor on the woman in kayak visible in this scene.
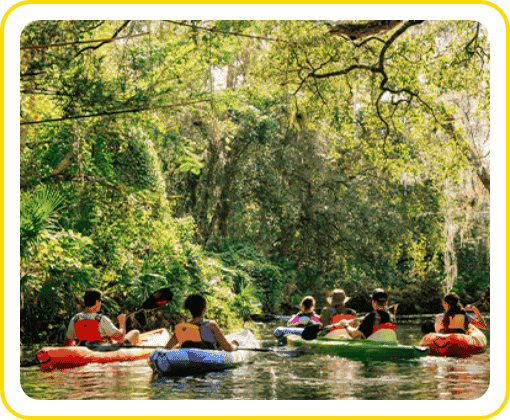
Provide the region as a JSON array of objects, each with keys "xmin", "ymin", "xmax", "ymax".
[
  {"xmin": 64, "ymin": 288, "xmax": 140, "ymax": 347},
  {"xmin": 434, "ymin": 292, "xmax": 486, "ymax": 334},
  {"xmin": 165, "ymin": 294, "xmax": 239, "ymax": 351},
  {"xmin": 287, "ymin": 296, "xmax": 321, "ymax": 327},
  {"xmin": 340, "ymin": 288, "xmax": 395, "ymax": 340},
  {"xmin": 319, "ymin": 289, "xmax": 357, "ymax": 338}
]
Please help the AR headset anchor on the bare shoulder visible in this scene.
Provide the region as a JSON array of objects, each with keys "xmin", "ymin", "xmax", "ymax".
[{"xmin": 208, "ymin": 320, "xmax": 220, "ymax": 329}]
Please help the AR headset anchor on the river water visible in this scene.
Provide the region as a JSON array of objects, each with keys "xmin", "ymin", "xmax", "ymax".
[{"xmin": 20, "ymin": 321, "xmax": 490, "ymax": 401}]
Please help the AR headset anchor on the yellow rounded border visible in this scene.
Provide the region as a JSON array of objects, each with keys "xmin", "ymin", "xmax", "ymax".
[{"xmin": 3, "ymin": 1, "xmax": 507, "ymax": 418}]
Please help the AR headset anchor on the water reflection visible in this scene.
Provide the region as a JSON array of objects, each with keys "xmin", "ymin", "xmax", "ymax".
[
  {"xmin": 20, "ymin": 322, "xmax": 490, "ymax": 400},
  {"xmin": 422, "ymin": 355, "xmax": 490, "ymax": 400}
]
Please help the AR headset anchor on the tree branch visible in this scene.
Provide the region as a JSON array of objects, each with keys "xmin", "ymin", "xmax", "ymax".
[
  {"xmin": 329, "ymin": 20, "xmax": 403, "ymax": 40},
  {"xmin": 20, "ymin": 98, "xmax": 213, "ymax": 126}
]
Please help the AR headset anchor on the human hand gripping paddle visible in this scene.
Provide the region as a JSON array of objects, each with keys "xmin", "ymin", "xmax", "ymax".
[
  {"xmin": 102, "ymin": 287, "xmax": 174, "ymax": 349},
  {"xmin": 301, "ymin": 319, "xmax": 357, "ymax": 341}
]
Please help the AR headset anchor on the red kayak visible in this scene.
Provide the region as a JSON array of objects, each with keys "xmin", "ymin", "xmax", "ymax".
[
  {"xmin": 419, "ymin": 325, "xmax": 487, "ymax": 358},
  {"xmin": 37, "ymin": 328, "xmax": 170, "ymax": 370}
]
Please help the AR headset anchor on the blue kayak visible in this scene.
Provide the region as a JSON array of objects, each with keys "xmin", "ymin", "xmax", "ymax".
[
  {"xmin": 274, "ymin": 326, "xmax": 304, "ymax": 340},
  {"xmin": 148, "ymin": 329, "xmax": 259, "ymax": 376}
]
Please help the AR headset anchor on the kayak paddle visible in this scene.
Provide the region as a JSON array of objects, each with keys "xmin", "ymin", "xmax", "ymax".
[
  {"xmin": 301, "ymin": 315, "xmax": 367, "ymax": 341},
  {"xmin": 93, "ymin": 345, "xmax": 272, "ymax": 352},
  {"xmin": 127, "ymin": 287, "xmax": 174, "ymax": 318},
  {"xmin": 301, "ymin": 322, "xmax": 339, "ymax": 341}
]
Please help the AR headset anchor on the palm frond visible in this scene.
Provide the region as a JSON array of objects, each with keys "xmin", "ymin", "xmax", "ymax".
[{"xmin": 20, "ymin": 186, "xmax": 64, "ymax": 259}]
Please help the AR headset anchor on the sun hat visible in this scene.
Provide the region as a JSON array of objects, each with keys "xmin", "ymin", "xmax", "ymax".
[
  {"xmin": 371, "ymin": 288, "xmax": 388, "ymax": 303},
  {"xmin": 327, "ymin": 289, "xmax": 350, "ymax": 306}
]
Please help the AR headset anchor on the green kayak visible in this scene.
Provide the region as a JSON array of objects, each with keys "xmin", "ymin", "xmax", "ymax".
[{"xmin": 286, "ymin": 334, "xmax": 429, "ymax": 360}]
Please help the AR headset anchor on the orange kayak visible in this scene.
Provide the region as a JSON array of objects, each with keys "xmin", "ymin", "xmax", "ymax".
[
  {"xmin": 419, "ymin": 325, "xmax": 487, "ymax": 358},
  {"xmin": 37, "ymin": 328, "xmax": 170, "ymax": 369}
]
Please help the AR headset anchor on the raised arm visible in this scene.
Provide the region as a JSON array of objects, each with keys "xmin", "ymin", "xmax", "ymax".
[
  {"xmin": 466, "ymin": 305, "xmax": 486, "ymax": 329},
  {"xmin": 109, "ymin": 314, "xmax": 127, "ymax": 342}
]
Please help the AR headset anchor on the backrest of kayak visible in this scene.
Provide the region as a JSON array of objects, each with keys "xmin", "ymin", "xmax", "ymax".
[{"xmin": 366, "ymin": 328, "xmax": 398, "ymax": 342}]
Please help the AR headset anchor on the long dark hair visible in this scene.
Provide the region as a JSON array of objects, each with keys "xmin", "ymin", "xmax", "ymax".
[{"xmin": 442, "ymin": 292, "xmax": 466, "ymax": 331}]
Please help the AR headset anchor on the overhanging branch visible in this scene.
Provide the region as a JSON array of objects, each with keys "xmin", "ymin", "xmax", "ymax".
[{"xmin": 20, "ymin": 98, "xmax": 213, "ymax": 125}]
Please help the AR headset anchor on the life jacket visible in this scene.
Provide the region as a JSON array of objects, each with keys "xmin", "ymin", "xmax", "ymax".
[
  {"xmin": 289, "ymin": 312, "xmax": 321, "ymax": 326},
  {"xmin": 438, "ymin": 313, "xmax": 469, "ymax": 334},
  {"xmin": 371, "ymin": 311, "xmax": 395, "ymax": 334},
  {"xmin": 74, "ymin": 314, "xmax": 104, "ymax": 343},
  {"xmin": 174, "ymin": 321, "xmax": 218, "ymax": 349},
  {"xmin": 329, "ymin": 307, "xmax": 356, "ymax": 332},
  {"xmin": 175, "ymin": 323, "xmax": 201, "ymax": 344}
]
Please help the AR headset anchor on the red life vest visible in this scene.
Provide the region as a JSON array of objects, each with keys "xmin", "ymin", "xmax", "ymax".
[
  {"xmin": 373, "ymin": 322, "xmax": 396, "ymax": 333},
  {"xmin": 329, "ymin": 307, "xmax": 356, "ymax": 332},
  {"xmin": 372, "ymin": 311, "xmax": 395, "ymax": 334},
  {"xmin": 74, "ymin": 314, "xmax": 104, "ymax": 342}
]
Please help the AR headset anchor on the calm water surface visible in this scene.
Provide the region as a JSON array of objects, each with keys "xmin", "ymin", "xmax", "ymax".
[{"xmin": 20, "ymin": 322, "xmax": 489, "ymax": 400}]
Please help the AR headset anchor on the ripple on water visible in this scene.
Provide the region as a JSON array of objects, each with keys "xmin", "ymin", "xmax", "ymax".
[{"xmin": 20, "ymin": 323, "xmax": 490, "ymax": 400}]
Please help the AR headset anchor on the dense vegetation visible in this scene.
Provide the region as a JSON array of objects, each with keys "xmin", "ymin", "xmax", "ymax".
[{"xmin": 20, "ymin": 20, "xmax": 490, "ymax": 345}]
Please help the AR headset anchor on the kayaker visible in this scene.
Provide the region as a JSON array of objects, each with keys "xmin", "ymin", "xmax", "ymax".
[
  {"xmin": 340, "ymin": 288, "xmax": 395, "ymax": 340},
  {"xmin": 63, "ymin": 288, "xmax": 140, "ymax": 347},
  {"xmin": 165, "ymin": 294, "xmax": 239, "ymax": 351},
  {"xmin": 287, "ymin": 296, "xmax": 321, "ymax": 326},
  {"xmin": 319, "ymin": 289, "xmax": 357, "ymax": 338},
  {"xmin": 434, "ymin": 292, "xmax": 486, "ymax": 334}
]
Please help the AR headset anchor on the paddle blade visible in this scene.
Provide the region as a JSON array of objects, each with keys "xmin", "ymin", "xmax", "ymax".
[
  {"xmin": 421, "ymin": 320, "xmax": 435, "ymax": 335},
  {"xmin": 301, "ymin": 324, "xmax": 321, "ymax": 341},
  {"xmin": 142, "ymin": 287, "xmax": 174, "ymax": 310}
]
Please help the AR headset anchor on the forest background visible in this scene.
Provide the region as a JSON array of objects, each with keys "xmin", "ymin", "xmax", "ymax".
[{"xmin": 18, "ymin": 19, "xmax": 490, "ymax": 345}]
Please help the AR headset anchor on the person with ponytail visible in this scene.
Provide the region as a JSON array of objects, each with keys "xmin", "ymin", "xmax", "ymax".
[
  {"xmin": 435, "ymin": 292, "xmax": 486, "ymax": 334},
  {"xmin": 287, "ymin": 296, "xmax": 321, "ymax": 327}
]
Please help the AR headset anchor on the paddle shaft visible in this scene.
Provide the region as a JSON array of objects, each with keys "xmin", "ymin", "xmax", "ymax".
[{"xmin": 117, "ymin": 345, "xmax": 270, "ymax": 352}]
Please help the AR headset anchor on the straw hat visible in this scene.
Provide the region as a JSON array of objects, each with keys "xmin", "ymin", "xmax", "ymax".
[{"xmin": 327, "ymin": 289, "xmax": 350, "ymax": 306}]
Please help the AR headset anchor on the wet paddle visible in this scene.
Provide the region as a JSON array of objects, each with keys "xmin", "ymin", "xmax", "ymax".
[
  {"xmin": 301, "ymin": 321, "xmax": 344, "ymax": 341},
  {"xmin": 99, "ymin": 345, "xmax": 272, "ymax": 351},
  {"xmin": 126, "ymin": 286, "xmax": 174, "ymax": 319}
]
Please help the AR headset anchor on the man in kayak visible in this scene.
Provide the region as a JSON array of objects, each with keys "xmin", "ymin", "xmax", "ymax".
[
  {"xmin": 319, "ymin": 289, "xmax": 357, "ymax": 338},
  {"xmin": 340, "ymin": 288, "xmax": 396, "ymax": 340},
  {"xmin": 165, "ymin": 294, "xmax": 239, "ymax": 351},
  {"xmin": 287, "ymin": 296, "xmax": 321, "ymax": 326},
  {"xmin": 63, "ymin": 288, "xmax": 140, "ymax": 347}
]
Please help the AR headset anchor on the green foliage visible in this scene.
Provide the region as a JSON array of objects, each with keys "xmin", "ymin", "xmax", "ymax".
[
  {"xmin": 20, "ymin": 186, "xmax": 64, "ymax": 259},
  {"xmin": 19, "ymin": 20, "xmax": 490, "ymax": 344}
]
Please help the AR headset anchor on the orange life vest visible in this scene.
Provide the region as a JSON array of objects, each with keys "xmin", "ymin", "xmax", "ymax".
[
  {"xmin": 174, "ymin": 323, "xmax": 202, "ymax": 344},
  {"xmin": 436, "ymin": 313, "xmax": 469, "ymax": 334},
  {"xmin": 74, "ymin": 314, "xmax": 104, "ymax": 342}
]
